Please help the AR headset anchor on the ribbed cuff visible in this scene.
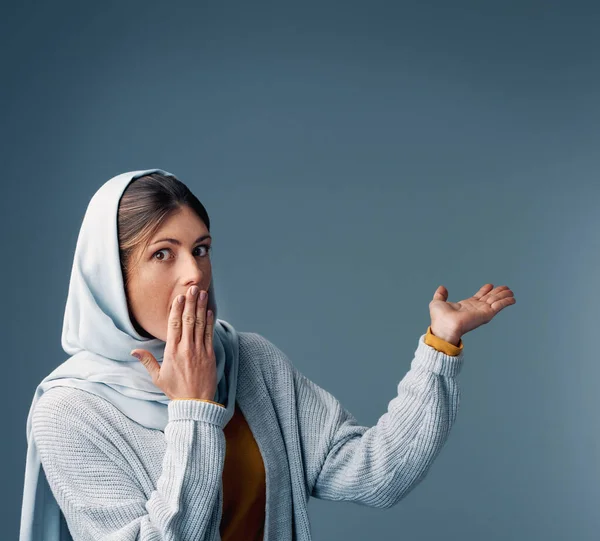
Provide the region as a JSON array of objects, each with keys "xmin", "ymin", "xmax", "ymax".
[
  {"xmin": 168, "ymin": 399, "xmax": 228, "ymax": 427},
  {"xmin": 425, "ymin": 325, "xmax": 464, "ymax": 356},
  {"xmin": 413, "ymin": 333, "xmax": 464, "ymax": 377}
]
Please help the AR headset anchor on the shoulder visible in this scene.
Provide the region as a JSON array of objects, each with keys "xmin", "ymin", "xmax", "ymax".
[
  {"xmin": 32, "ymin": 386, "xmax": 121, "ymax": 441},
  {"xmin": 237, "ymin": 331, "xmax": 303, "ymax": 386},
  {"xmin": 238, "ymin": 330, "xmax": 280, "ymax": 358},
  {"xmin": 35, "ymin": 385, "xmax": 108, "ymax": 416},
  {"xmin": 238, "ymin": 331, "xmax": 294, "ymax": 371},
  {"xmin": 237, "ymin": 331, "xmax": 311, "ymax": 389}
]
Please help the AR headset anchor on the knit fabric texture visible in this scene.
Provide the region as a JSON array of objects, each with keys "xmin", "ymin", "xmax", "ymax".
[{"xmin": 31, "ymin": 329, "xmax": 463, "ymax": 540}]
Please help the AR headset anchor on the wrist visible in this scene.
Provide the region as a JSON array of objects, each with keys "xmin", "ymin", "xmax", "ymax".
[{"xmin": 429, "ymin": 324, "xmax": 461, "ymax": 346}]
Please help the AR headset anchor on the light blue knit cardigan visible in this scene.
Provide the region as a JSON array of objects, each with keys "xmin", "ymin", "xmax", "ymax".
[{"xmin": 27, "ymin": 329, "xmax": 463, "ymax": 540}]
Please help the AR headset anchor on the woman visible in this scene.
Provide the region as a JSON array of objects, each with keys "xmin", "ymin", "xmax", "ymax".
[{"xmin": 19, "ymin": 169, "xmax": 516, "ymax": 541}]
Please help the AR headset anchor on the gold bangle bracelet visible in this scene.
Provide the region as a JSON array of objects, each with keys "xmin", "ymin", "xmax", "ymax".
[{"xmin": 172, "ymin": 398, "xmax": 225, "ymax": 407}]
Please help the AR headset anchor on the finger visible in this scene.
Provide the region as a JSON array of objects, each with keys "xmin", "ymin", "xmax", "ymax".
[
  {"xmin": 166, "ymin": 294, "xmax": 185, "ymax": 346},
  {"xmin": 204, "ymin": 309, "xmax": 214, "ymax": 351},
  {"xmin": 131, "ymin": 350, "xmax": 160, "ymax": 382},
  {"xmin": 473, "ymin": 284, "xmax": 494, "ymax": 300},
  {"xmin": 485, "ymin": 288, "xmax": 514, "ymax": 304},
  {"xmin": 432, "ymin": 285, "xmax": 448, "ymax": 302},
  {"xmin": 491, "ymin": 297, "xmax": 516, "ymax": 312},
  {"xmin": 194, "ymin": 289, "xmax": 208, "ymax": 345},
  {"xmin": 181, "ymin": 285, "xmax": 199, "ymax": 348}
]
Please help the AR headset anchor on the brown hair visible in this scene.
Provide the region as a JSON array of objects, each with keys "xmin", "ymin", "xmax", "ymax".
[{"xmin": 117, "ymin": 172, "xmax": 212, "ymax": 337}]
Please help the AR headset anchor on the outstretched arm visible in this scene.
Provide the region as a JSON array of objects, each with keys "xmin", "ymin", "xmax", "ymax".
[{"xmin": 287, "ymin": 331, "xmax": 463, "ymax": 508}]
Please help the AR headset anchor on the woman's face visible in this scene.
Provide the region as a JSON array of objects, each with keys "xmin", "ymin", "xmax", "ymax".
[{"xmin": 125, "ymin": 205, "xmax": 212, "ymax": 342}]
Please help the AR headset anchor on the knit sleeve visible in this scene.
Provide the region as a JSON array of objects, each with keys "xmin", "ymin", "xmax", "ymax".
[
  {"xmin": 31, "ymin": 388, "xmax": 227, "ymax": 541},
  {"xmin": 286, "ymin": 333, "xmax": 463, "ymax": 508}
]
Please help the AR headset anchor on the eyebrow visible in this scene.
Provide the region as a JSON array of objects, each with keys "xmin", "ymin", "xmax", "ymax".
[{"xmin": 149, "ymin": 234, "xmax": 212, "ymax": 247}]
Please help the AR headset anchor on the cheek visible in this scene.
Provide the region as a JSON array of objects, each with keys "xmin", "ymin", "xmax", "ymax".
[{"xmin": 130, "ymin": 271, "xmax": 171, "ymax": 314}]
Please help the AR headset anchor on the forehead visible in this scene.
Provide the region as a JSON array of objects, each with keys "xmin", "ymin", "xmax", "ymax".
[{"xmin": 155, "ymin": 206, "xmax": 208, "ymax": 235}]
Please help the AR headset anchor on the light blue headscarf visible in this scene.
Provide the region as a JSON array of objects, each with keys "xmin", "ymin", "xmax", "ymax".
[{"xmin": 19, "ymin": 169, "xmax": 239, "ymax": 541}]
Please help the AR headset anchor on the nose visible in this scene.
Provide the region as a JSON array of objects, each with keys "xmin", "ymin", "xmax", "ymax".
[{"xmin": 180, "ymin": 252, "xmax": 205, "ymax": 286}]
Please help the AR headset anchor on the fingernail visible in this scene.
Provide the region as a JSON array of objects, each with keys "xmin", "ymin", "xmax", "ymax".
[
  {"xmin": 200, "ymin": 290, "xmax": 207, "ymax": 300},
  {"xmin": 131, "ymin": 352, "xmax": 140, "ymax": 360},
  {"xmin": 190, "ymin": 286, "xmax": 198, "ymax": 295}
]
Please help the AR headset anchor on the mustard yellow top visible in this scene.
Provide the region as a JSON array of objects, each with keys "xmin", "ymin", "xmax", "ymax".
[{"xmin": 174, "ymin": 325, "xmax": 463, "ymax": 540}]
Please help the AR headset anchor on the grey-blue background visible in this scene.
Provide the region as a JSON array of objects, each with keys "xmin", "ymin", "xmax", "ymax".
[{"xmin": 3, "ymin": 1, "xmax": 599, "ymax": 539}]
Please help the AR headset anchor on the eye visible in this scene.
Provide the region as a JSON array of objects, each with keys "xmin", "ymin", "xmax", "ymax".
[
  {"xmin": 152, "ymin": 245, "xmax": 211, "ymax": 261},
  {"xmin": 194, "ymin": 245, "xmax": 212, "ymax": 257},
  {"xmin": 153, "ymin": 248, "xmax": 171, "ymax": 261}
]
